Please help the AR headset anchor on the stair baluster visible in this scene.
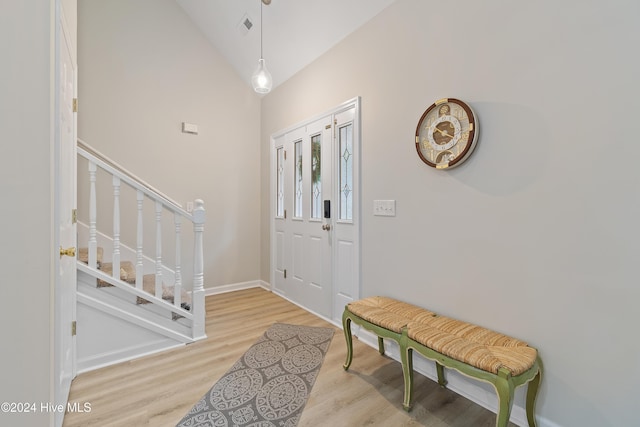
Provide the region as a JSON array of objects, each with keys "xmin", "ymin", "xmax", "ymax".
[
  {"xmin": 155, "ymin": 200, "xmax": 163, "ymax": 299},
  {"xmin": 135, "ymin": 190, "xmax": 144, "ymax": 290},
  {"xmin": 88, "ymin": 161, "xmax": 98, "ymax": 268},
  {"xmin": 112, "ymin": 176, "xmax": 121, "ymax": 280},
  {"xmin": 174, "ymin": 213, "xmax": 182, "ymax": 309}
]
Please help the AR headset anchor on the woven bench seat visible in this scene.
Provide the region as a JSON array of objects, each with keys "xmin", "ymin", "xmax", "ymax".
[
  {"xmin": 342, "ymin": 296, "xmax": 542, "ymax": 427},
  {"xmin": 407, "ymin": 318, "xmax": 537, "ymax": 376},
  {"xmin": 347, "ymin": 296, "xmax": 438, "ymax": 332}
]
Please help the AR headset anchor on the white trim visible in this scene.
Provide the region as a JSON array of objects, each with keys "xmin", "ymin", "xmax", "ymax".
[
  {"xmin": 270, "ymin": 97, "xmax": 361, "ymax": 140},
  {"xmin": 77, "ymin": 139, "xmax": 185, "ymax": 213},
  {"xmin": 353, "ymin": 328, "xmax": 560, "ymax": 427},
  {"xmin": 270, "ymin": 97, "xmax": 362, "ymax": 323},
  {"xmin": 271, "ymin": 287, "xmax": 341, "ymax": 329},
  {"xmin": 76, "ymin": 277, "xmax": 563, "ymax": 427},
  {"xmin": 54, "ymin": 4, "xmax": 77, "ymax": 426},
  {"xmin": 257, "ymin": 283, "xmax": 561, "ymax": 426},
  {"xmin": 202, "ymin": 280, "xmax": 344, "ymax": 326},
  {"xmin": 77, "ymin": 291, "xmax": 193, "ymax": 341},
  {"xmin": 204, "ymin": 280, "xmax": 271, "ymax": 296},
  {"xmin": 77, "ymin": 340, "xmax": 184, "ymax": 374}
]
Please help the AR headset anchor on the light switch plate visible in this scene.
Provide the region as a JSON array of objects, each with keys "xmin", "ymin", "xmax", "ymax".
[
  {"xmin": 182, "ymin": 122, "xmax": 198, "ymax": 135},
  {"xmin": 373, "ymin": 200, "xmax": 396, "ymax": 216}
]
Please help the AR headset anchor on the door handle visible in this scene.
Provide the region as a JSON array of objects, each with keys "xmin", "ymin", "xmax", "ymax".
[
  {"xmin": 60, "ymin": 246, "xmax": 76, "ymax": 258},
  {"xmin": 322, "ymin": 224, "xmax": 331, "ymax": 231}
]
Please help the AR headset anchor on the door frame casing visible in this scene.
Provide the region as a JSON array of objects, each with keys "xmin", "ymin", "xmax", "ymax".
[
  {"xmin": 269, "ymin": 97, "xmax": 361, "ymax": 326},
  {"xmin": 53, "ymin": 2, "xmax": 77, "ymax": 426}
]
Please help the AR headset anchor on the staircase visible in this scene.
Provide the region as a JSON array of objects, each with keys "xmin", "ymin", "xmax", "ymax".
[
  {"xmin": 79, "ymin": 246, "xmax": 191, "ymax": 309},
  {"xmin": 75, "ymin": 140, "xmax": 206, "ymax": 372}
]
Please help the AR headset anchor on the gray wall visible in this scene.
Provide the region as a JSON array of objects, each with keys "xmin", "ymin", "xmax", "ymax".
[
  {"xmin": 260, "ymin": 1, "xmax": 640, "ymax": 426},
  {"xmin": 78, "ymin": 0, "xmax": 262, "ymax": 289},
  {"xmin": 0, "ymin": 1, "xmax": 55, "ymax": 426}
]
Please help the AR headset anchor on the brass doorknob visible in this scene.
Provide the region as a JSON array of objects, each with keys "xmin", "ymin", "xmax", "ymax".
[
  {"xmin": 322, "ymin": 224, "xmax": 331, "ymax": 231},
  {"xmin": 60, "ymin": 246, "xmax": 76, "ymax": 258}
]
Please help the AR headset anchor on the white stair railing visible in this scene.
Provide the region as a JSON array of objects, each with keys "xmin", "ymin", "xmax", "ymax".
[{"xmin": 77, "ymin": 139, "xmax": 206, "ymax": 341}]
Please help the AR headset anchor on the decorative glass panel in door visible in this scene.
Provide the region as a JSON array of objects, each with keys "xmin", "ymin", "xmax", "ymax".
[
  {"xmin": 276, "ymin": 147, "xmax": 284, "ymax": 217},
  {"xmin": 311, "ymin": 133, "xmax": 322, "ymax": 219},
  {"xmin": 294, "ymin": 140, "xmax": 303, "ymax": 218},
  {"xmin": 339, "ymin": 123, "xmax": 353, "ymax": 221}
]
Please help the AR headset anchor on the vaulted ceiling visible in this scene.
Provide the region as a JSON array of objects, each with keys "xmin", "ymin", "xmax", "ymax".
[{"xmin": 176, "ymin": 0, "xmax": 396, "ymax": 92}]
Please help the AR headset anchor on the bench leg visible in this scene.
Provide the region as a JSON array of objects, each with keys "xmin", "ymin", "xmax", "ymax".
[
  {"xmin": 436, "ymin": 362, "xmax": 448, "ymax": 388},
  {"xmin": 400, "ymin": 338, "xmax": 414, "ymax": 412},
  {"xmin": 342, "ymin": 313, "xmax": 353, "ymax": 370},
  {"xmin": 525, "ymin": 361, "xmax": 542, "ymax": 427},
  {"xmin": 495, "ymin": 368, "xmax": 515, "ymax": 427},
  {"xmin": 378, "ymin": 337, "xmax": 385, "ymax": 355}
]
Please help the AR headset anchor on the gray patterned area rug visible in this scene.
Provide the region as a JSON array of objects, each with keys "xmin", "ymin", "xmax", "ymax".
[{"xmin": 177, "ymin": 323, "xmax": 334, "ymax": 427}]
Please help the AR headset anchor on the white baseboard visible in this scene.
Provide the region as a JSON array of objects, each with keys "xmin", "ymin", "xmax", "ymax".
[
  {"xmin": 271, "ymin": 287, "xmax": 342, "ymax": 329},
  {"xmin": 261, "ymin": 280, "xmax": 562, "ymax": 427},
  {"xmin": 77, "ymin": 340, "xmax": 184, "ymax": 374},
  {"xmin": 141, "ymin": 280, "xmax": 565, "ymax": 427},
  {"xmin": 204, "ymin": 280, "xmax": 271, "ymax": 296},
  {"xmin": 354, "ymin": 328, "xmax": 560, "ymax": 427}
]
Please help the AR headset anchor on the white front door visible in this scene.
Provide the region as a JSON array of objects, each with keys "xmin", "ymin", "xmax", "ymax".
[
  {"xmin": 272, "ymin": 99, "xmax": 360, "ymax": 324},
  {"xmin": 331, "ymin": 106, "xmax": 360, "ymax": 321},
  {"xmin": 54, "ymin": 9, "xmax": 77, "ymax": 426}
]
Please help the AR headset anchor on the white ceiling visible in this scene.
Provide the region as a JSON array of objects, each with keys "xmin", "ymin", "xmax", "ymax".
[{"xmin": 176, "ymin": 0, "xmax": 396, "ymax": 93}]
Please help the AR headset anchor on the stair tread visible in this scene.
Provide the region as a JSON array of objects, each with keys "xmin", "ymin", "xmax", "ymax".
[
  {"xmin": 98, "ymin": 261, "xmax": 136, "ymax": 286},
  {"xmin": 80, "ymin": 250, "xmax": 191, "ymax": 311},
  {"xmin": 136, "ymin": 274, "xmax": 191, "ymax": 307},
  {"xmin": 78, "ymin": 247, "xmax": 104, "ymax": 267}
]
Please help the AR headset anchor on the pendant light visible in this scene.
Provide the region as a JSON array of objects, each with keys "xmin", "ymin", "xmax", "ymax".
[{"xmin": 251, "ymin": 0, "xmax": 272, "ymax": 93}]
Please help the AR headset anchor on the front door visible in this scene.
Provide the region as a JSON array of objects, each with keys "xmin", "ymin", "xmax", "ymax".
[
  {"xmin": 54, "ymin": 10, "xmax": 77, "ymax": 426},
  {"xmin": 272, "ymin": 99, "xmax": 360, "ymax": 324}
]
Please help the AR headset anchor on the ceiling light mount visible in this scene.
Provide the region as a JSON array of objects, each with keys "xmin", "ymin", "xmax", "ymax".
[{"xmin": 252, "ymin": 0, "xmax": 273, "ymax": 93}]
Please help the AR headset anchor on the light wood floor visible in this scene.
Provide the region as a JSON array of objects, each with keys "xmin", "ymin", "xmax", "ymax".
[{"xmin": 63, "ymin": 288, "xmax": 514, "ymax": 427}]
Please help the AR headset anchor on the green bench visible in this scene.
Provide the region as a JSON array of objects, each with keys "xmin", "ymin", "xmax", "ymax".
[{"xmin": 342, "ymin": 296, "xmax": 542, "ymax": 427}]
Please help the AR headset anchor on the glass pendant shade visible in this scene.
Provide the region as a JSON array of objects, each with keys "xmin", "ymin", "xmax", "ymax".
[{"xmin": 252, "ymin": 58, "xmax": 272, "ymax": 93}]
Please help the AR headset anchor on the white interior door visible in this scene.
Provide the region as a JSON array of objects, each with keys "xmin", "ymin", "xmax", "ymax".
[
  {"xmin": 54, "ymin": 9, "xmax": 77, "ymax": 426},
  {"xmin": 271, "ymin": 99, "xmax": 360, "ymax": 324}
]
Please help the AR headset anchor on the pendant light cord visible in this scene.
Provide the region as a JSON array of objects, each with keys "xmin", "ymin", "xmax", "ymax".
[{"xmin": 260, "ymin": 0, "xmax": 263, "ymax": 59}]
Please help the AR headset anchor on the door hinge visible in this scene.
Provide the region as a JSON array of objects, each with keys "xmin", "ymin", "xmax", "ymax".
[
  {"xmin": 284, "ymin": 150, "xmax": 287, "ymax": 160},
  {"xmin": 284, "ymin": 269, "xmax": 287, "ymax": 279},
  {"xmin": 72, "ymin": 98, "xmax": 78, "ymax": 113},
  {"xmin": 71, "ymin": 321, "xmax": 77, "ymax": 336},
  {"xmin": 72, "ymin": 209, "xmax": 77, "ymax": 224},
  {"xmin": 284, "ymin": 209, "xmax": 287, "ymax": 219}
]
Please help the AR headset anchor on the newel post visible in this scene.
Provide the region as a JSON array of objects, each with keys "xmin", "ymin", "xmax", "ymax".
[{"xmin": 192, "ymin": 199, "xmax": 206, "ymax": 340}]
